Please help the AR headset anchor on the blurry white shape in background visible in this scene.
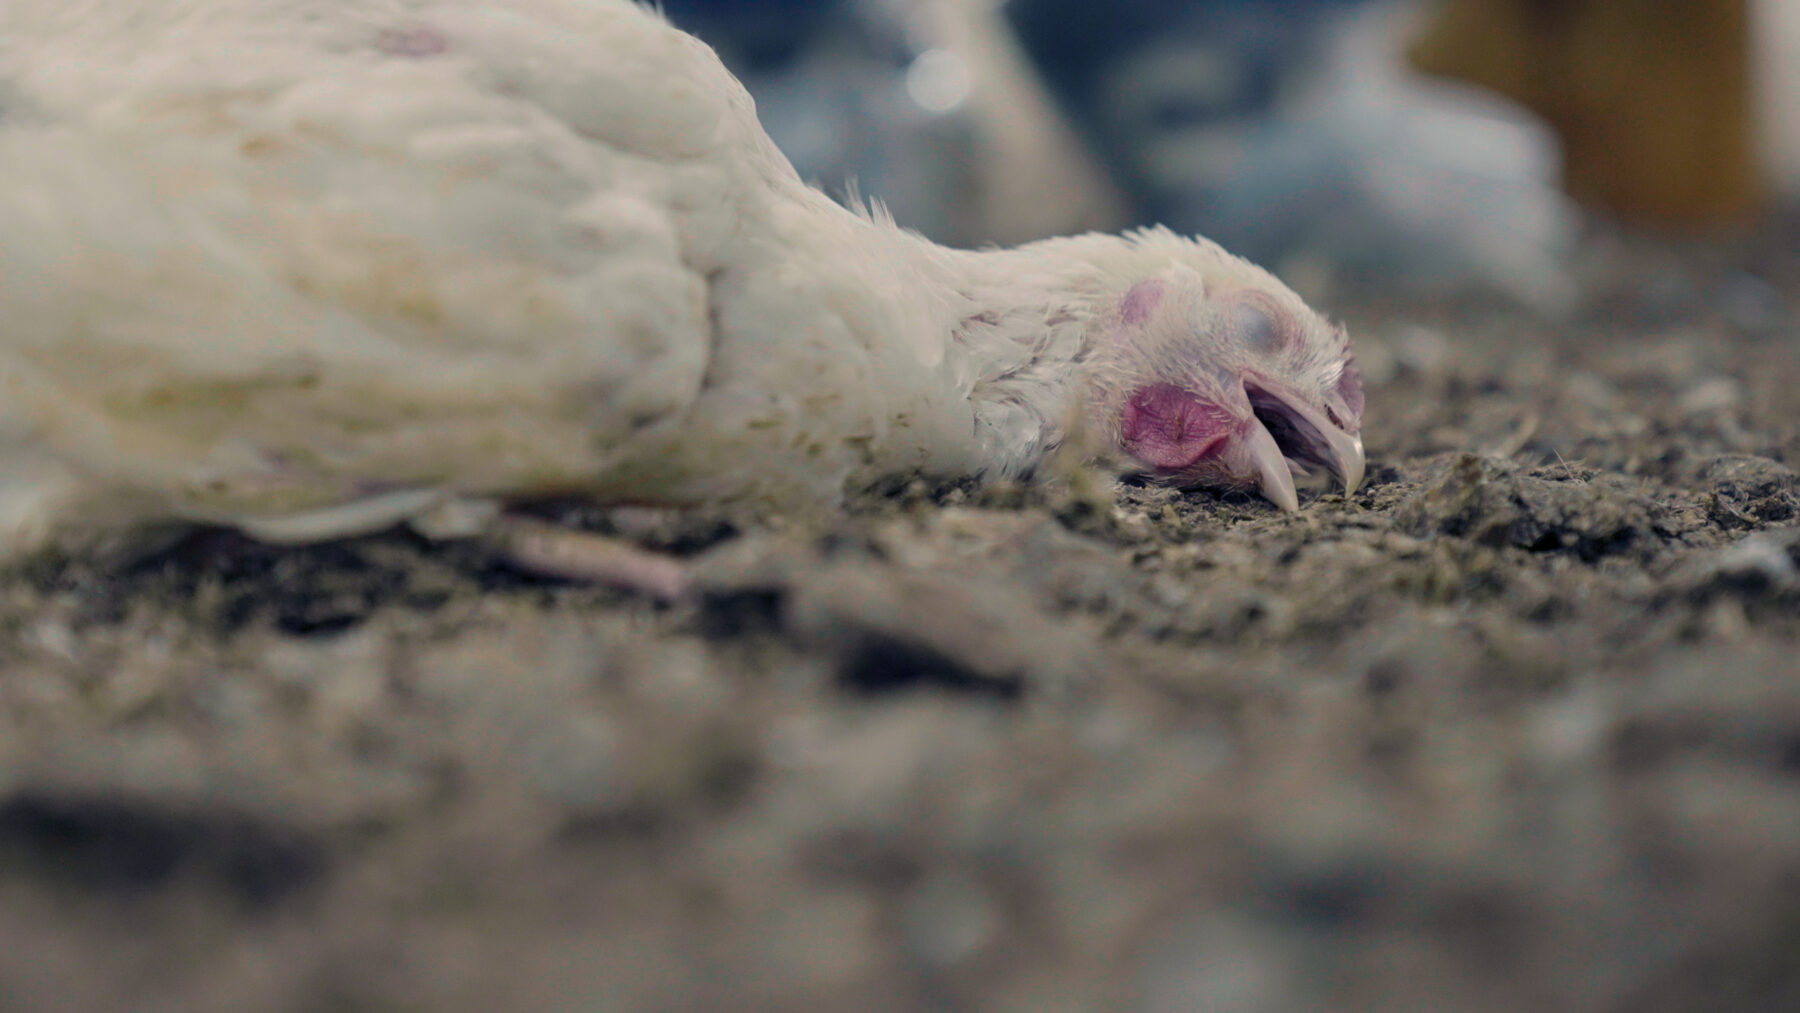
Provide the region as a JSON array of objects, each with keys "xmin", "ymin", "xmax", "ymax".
[
  {"xmin": 1105, "ymin": 0, "xmax": 1579, "ymax": 310},
  {"xmin": 905, "ymin": 48, "xmax": 971, "ymax": 114},
  {"xmin": 1755, "ymin": 0, "xmax": 1800, "ymax": 199},
  {"xmin": 707, "ymin": 0, "xmax": 1582, "ymax": 303},
  {"xmin": 727, "ymin": 0, "xmax": 1125, "ymax": 248},
  {"xmin": 1302, "ymin": 0, "xmax": 1579, "ymax": 309},
  {"xmin": 903, "ymin": 0, "xmax": 1128, "ymax": 244}
]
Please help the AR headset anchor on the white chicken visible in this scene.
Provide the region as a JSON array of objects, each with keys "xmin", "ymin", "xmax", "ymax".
[{"xmin": 0, "ymin": 0, "xmax": 1363, "ymax": 578}]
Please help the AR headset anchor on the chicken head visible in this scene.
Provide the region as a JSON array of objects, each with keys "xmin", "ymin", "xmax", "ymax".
[{"xmin": 1086, "ymin": 263, "xmax": 1365, "ymax": 511}]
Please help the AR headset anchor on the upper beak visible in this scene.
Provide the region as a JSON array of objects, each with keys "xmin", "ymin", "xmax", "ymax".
[{"xmin": 1240, "ymin": 378, "xmax": 1365, "ymax": 511}]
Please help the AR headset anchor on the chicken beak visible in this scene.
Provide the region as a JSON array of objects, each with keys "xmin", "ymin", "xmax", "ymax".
[
  {"xmin": 1324, "ymin": 426, "xmax": 1366, "ymax": 497},
  {"xmin": 1243, "ymin": 421, "xmax": 1300, "ymax": 512},
  {"xmin": 1241, "ymin": 378, "xmax": 1366, "ymax": 510}
]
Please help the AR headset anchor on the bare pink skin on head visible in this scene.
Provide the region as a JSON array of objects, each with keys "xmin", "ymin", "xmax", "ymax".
[
  {"xmin": 1119, "ymin": 280, "xmax": 1165, "ymax": 326},
  {"xmin": 377, "ymin": 25, "xmax": 449, "ymax": 58},
  {"xmin": 1112, "ymin": 280, "xmax": 1243, "ymax": 481},
  {"xmin": 1096, "ymin": 265, "xmax": 1365, "ymax": 511},
  {"xmin": 1119, "ymin": 383, "xmax": 1235, "ymax": 471}
]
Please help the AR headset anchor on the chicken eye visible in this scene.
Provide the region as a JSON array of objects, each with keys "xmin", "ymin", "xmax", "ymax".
[{"xmin": 1231, "ymin": 302, "xmax": 1283, "ymax": 353}]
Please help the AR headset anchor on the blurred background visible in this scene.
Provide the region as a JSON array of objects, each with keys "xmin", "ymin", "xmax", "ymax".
[{"xmin": 660, "ymin": 0, "xmax": 1798, "ymax": 312}]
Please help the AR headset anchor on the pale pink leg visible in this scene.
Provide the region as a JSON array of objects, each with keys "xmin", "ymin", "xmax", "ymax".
[{"xmin": 484, "ymin": 515, "xmax": 689, "ymax": 602}]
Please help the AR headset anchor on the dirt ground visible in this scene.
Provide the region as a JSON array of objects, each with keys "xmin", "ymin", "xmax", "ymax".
[{"xmin": 1, "ymin": 227, "xmax": 1798, "ymax": 1012}]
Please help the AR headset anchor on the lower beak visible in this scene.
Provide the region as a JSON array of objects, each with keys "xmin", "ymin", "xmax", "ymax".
[{"xmin": 1241, "ymin": 379, "xmax": 1366, "ymax": 511}]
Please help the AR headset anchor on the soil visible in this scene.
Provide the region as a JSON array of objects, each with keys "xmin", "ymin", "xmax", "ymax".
[{"xmin": 2, "ymin": 230, "xmax": 1798, "ymax": 1012}]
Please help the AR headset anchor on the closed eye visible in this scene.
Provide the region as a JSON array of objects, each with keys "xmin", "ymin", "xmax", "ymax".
[
  {"xmin": 1218, "ymin": 289, "xmax": 1302, "ymax": 356},
  {"xmin": 1232, "ymin": 303, "xmax": 1281, "ymax": 352}
]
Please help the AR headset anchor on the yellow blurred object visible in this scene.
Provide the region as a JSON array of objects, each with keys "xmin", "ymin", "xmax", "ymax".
[{"xmin": 1408, "ymin": 0, "xmax": 1763, "ymax": 228}]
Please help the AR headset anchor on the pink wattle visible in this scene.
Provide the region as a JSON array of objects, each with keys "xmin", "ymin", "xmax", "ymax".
[{"xmin": 1120, "ymin": 384, "xmax": 1235, "ymax": 471}]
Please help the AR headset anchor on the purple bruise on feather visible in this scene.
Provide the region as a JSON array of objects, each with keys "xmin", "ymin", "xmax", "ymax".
[
  {"xmin": 377, "ymin": 25, "xmax": 449, "ymax": 58},
  {"xmin": 1119, "ymin": 280, "xmax": 1164, "ymax": 325}
]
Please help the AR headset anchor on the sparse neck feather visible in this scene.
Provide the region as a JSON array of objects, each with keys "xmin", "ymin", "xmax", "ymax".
[
  {"xmin": 778, "ymin": 195, "xmax": 1122, "ymax": 485},
  {"xmin": 937, "ymin": 237, "xmax": 1121, "ymax": 479}
]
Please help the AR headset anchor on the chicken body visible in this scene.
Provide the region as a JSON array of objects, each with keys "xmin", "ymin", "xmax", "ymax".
[{"xmin": 0, "ymin": 0, "xmax": 1363, "ymax": 556}]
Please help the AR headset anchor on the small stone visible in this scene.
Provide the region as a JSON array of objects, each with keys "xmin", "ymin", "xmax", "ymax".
[
  {"xmin": 22, "ymin": 618, "xmax": 76, "ymax": 662},
  {"xmin": 1702, "ymin": 532, "xmax": 1799, "ymax": 589},
  {"xmin": 1677, "ymin": 377, "xmax": 1743, "ymax": 416},
  {"xmin": 1525, "ymin": 687, "xmax": 1614, "ymax": 768},
  {"xmin": 1138, "ymin": 912, "xmax": 1308, "ymax": 1013},
  {"xmin": 1394, "ymin": 325, "xmax": 1450, "ymax": 376},
  {"xmin": 760, "ymin": 888, "xmax": 881, "ymax": 990},
  {"xmin": 900, "ymin": 871, "xmax": 1000, "ymax": 970},
  {"xmin": 1717, "ymin": 272, "xmax": 1787, "ymax": 333},
  {"xmin": 623, "ymin": 637, "xmax": 728, "ymax": 714},
  {"xmin": 521, "ymin": 712, "xmax": 627, "ymax": 810}
]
